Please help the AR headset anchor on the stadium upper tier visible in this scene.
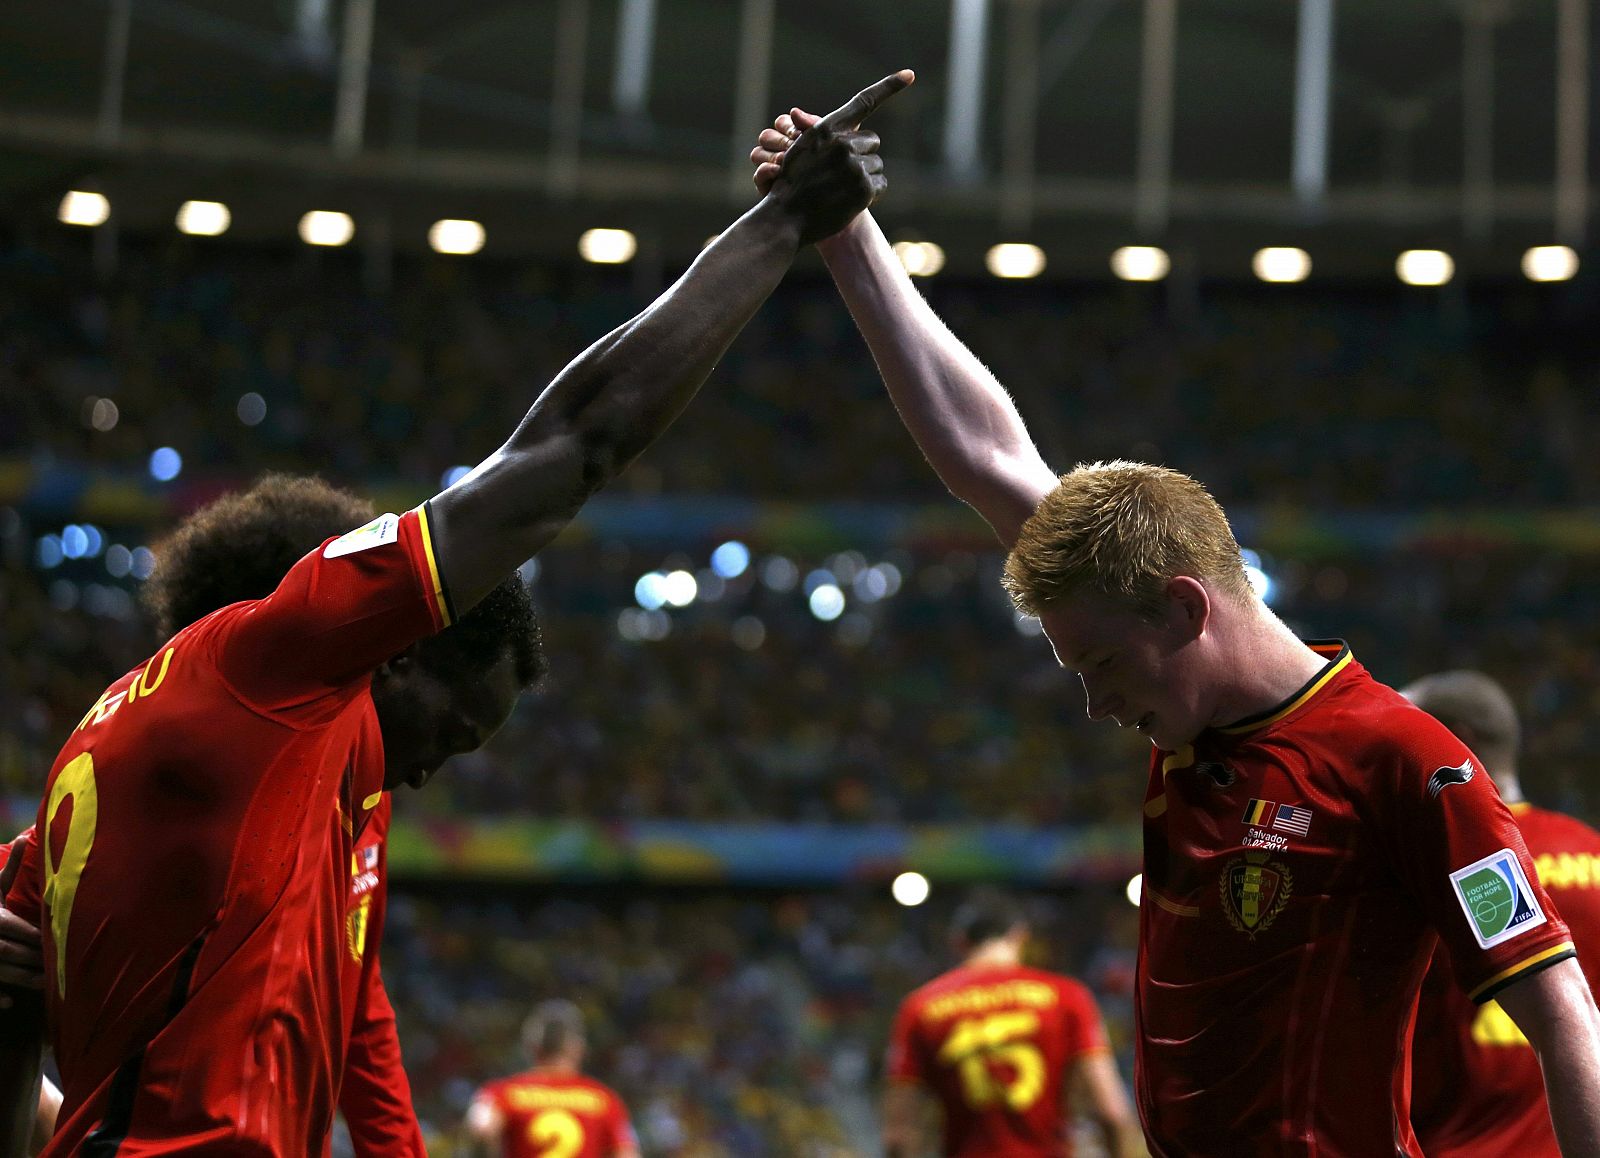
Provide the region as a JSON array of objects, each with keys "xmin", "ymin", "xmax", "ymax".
[{"xmin": 2, "ymin": 237, "xmax": 1597, "ymax": 507}]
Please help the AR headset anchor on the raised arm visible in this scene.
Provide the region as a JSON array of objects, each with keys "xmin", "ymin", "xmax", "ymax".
[
  {"xmin": 1496, "ymin": 957, "xmax": 1600, "ymax": 1154},
  {"xmin": 429, "ymin": 71, "xmax": 912, "ymax": 612},
  {"xmin": 753, "ymin": 117, "xmax": 1057, "ymax": 547}
]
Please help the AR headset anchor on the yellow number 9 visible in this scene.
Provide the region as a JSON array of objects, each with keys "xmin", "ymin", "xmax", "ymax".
[{"xmin": 42, "ymin": 753, "xmax": 99, "ymax": 998}]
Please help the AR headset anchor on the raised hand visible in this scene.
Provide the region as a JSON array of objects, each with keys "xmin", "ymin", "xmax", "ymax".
[{"xmin": 762, "ymin": 69, "xmax": 912, "ymax": 245}]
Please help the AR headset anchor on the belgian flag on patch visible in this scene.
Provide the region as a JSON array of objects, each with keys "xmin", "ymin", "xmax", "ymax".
[{"xmin": 1242, "ymin": 798, "xmax": 1277, "ymax": 826}]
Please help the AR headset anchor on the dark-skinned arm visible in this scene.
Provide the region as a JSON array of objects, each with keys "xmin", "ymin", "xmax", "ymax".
[{"xmin": 430, "ymin": 70, "xmax": 913, "ymax": 612}]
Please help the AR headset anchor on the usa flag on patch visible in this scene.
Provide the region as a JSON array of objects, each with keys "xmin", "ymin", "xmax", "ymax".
[
  {"xmin": 1271, "ymin": 804, "xmax": 1313, "ymax": 836},
  {"xmin": 360, "ymin": 845, "xmax": 380, "ymax": 870}
]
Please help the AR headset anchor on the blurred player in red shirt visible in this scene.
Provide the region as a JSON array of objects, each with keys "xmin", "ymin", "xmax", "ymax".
[
  {"xmin": 1406, "ymin": 670, "xmax": 1600, "ymax": 1157},
  {"xmin": 885, "ymin": 892, "xmax": 1143, "ymax": 1158},
  {"xmin": 0, "ymin": 72, "xmax": 907, "ymax": 1157},
  {"xmin": 748, "ymin": 115, "xmax": 1600, "ymax": 1154},
  {"xmin": 464, "ymin": 1001, "xmax": 639, "ymax": 1158}
]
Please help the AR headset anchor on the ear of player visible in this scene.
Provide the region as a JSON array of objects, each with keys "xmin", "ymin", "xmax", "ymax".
[{"xmin": 766, "ymin": 69, "xmax": 914, "ymax": 246}]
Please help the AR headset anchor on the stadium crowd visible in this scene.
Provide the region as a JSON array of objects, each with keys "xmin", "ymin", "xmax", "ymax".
[
  {"xmin": 5, "ymin": 236, "xmax": 1600, "ymax": 1154},
  {"xmin": 374, "ymin": 886, "xmax": 1137, "ymax": 1156},
  {"xmin": 3, "ymin": 237, "xmax": 1599, "ymax": 507},
  {"xmin": 5, "ymin": 524, "xmax": 1600, "ymax": 827}
]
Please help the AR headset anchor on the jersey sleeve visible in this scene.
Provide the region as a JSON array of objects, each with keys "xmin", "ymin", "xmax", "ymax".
[
  {"xmin": 1, "ymin": 827, "xmax": 40, "ymax": 929},
  {"xmin": 1058, "ymin": 978, "xmax": 1111, "ymax": 1059},
  {"xmin": 1377, "ymin": 708, "xmax": 1573, "ymax": 1002},
  {"xmin": 885, "ymin": 995, "xmax": 927, "ymax": 1084},
  {"xmin": 339, "ymin": 960, "xmax": 426, "ymax": 1158},
  {"xmin": 209, "ymin": 505, "xmax": 453, "ymax": 719}
]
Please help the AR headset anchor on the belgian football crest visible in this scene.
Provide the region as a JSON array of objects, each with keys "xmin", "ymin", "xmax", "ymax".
[{"xmin": 1220, "ymin": 849, "xmax": 1293, "ymax": 938}]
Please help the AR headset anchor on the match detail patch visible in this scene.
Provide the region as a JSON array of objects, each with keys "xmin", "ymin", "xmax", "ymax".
[
  {"xmin": 324, "ymin": 513, "xmax": 400, "ymax": 558},
  {"xmin": 1450, "ymin": 848, "xmax": 1546, "ymax": 949}
]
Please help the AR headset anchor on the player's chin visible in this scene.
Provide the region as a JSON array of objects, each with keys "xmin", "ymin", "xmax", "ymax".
[{"xmin": 385, "ymin": 766, "xmax": 435, "ymax": 791}]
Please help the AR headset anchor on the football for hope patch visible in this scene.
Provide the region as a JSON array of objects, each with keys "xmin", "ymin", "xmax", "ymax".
[
  {"xmin": 1449, "ymin": 849, "xmax": 1546, "ymax": 949},
  {"xmin": 324, "ymin": 513, "xmax": 400, "ymax": 558}
]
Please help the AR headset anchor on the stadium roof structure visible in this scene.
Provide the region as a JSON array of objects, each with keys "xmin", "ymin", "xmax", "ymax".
[{"xmin": 0, "ymin": 0, "xmax": 1591, "ymax": 277}]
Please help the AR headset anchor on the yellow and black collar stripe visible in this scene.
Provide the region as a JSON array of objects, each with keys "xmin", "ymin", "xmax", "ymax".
[{"xmin": 1216, "ymin": 640, "xmax": 1351, "ymax": 737}]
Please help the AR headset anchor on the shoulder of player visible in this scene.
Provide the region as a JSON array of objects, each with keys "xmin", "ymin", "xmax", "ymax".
[{"xmin": 1318, "ymin": 681, "xmax": 1475, "ymax": 777}]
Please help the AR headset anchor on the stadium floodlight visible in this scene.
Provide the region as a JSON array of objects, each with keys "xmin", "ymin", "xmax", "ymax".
[
  {"xmin": 892, "ymin": 871, "xmax": 931, "ymax": 907},
  {"xmin": 59, "ymin": 191, "xmax": 110, "ymax": 228},
  {"xmin": 299, "ymin": 210, "xmax": 355, "ymax": 247},
  {"xmin": 893, "ymin": 240, "xmax": 946, "ymax": 277},
  {"xmin": 1252, "ymin": 247, "xmax": 1311, "ymax": 284},
  {"xmin": 1110, "ymin": 245, "xmax": 1171, "ymax": 282},
  {"xmin": 176, "ymin": 200, "xmax": 231, "ymax": 237},
  {"xmin": 1395, "ymin": 249, "xmax": 1454, "ymax": 286},
  {"xmin": 428, "ymin": 219, "xmax": 485, "ymax": 256},
  {"xmin": 1126, "ymin": 873, "xmax": 1143, "ymax": 907},
  {"xmin": 1522, "ymin": 245, "xmax": 1579, "ymax": 283},
  {"xmin": 985, "ymin": 243, "xmax": 1046, "ymax": 279},
  {"xmin": 578, "ymin": 228, "xmax": 638, "ymax": 264}
]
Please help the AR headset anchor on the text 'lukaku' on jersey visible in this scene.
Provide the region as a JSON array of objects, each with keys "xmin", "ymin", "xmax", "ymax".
[{"xmin": 5, "ymin": 507, "xmax": 451, "ymax": 1157}]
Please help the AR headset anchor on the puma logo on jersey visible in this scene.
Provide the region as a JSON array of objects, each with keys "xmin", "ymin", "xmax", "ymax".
[
  {"xmin": 1428, "ymin": 759, "xmax": 1475, "ymax": 799},
  {"xmin": 1196, "ymin": 761, "xmax": 1236, "ymax": 787}
]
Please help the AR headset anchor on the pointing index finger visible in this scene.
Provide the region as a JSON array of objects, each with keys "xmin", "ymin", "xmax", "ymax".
[{"xmin": 818, "ymin": 69, "xmax": 915, "ymax": 132}]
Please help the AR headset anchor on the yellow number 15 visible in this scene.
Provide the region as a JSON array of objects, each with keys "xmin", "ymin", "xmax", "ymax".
[
  {"xmin": 42, "ymin": 752, "xmax": 99, "ymax": 998},
  {"xmin": 937, "ymin": 1010, "xmax": 1047, "ymax": 1112}
]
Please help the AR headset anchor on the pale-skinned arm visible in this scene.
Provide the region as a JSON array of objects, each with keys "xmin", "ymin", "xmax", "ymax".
[
  {"xmin": 1497, "ymin": 957, "xmax": 1600, "ymax": 1155},
  {"xmin": 1069, "ymin": 1051, "xmax": 1148, "ymax": 1158},
  {"xmin": 753, "ymin": 113, "xmax": 1056, "ymax": 547}
]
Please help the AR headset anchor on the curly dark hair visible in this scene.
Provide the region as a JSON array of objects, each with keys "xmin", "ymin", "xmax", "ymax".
[
  {"xmin": 144, "ymin": 473, "xmax": 375, "ymax": 637},
  {"xmin": 145, "ymin": 472, "xmax": 546, "ymax": 690}
]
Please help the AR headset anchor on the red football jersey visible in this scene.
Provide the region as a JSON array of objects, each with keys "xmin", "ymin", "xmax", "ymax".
[
  {"xmin": 1411, "ymin": 802, "xmax": 1600, "ymax": 1157},
  {"xmin": 1137, "ymin": 643, "xmax": 1573, "ymax": 1157},
  {"xmin": 471, "ymin": 1071, "xmax": 638, "ymax": 1158},
  {"xmin": 336, "ymin": 795, "xmax": 426, "ymax": 1157},
  {"xmin": 4, "ymin": 506, "xmax": 451, "ymax": 1156},
  {"xmin": 885, "ymin": 963, "xmax": 1110, "ymax": 1157}
]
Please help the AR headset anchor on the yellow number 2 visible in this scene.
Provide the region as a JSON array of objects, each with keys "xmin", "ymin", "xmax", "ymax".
[
  {"xmin": 528, "ymin": 1108, "xmax": 585, "ymax": 1158},
  {"xmin": 42, "ymin": 752, "xmax": 99, "ymax": 999},
  {"xmin": 937, "ymin": 1010, "xmax": 1047, "ymax": 1112}
]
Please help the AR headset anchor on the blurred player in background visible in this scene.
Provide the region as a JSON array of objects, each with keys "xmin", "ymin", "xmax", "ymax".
[
  {"xmin": 1406, "ymin": 670, "xmax": 1600, "ymax": 1157},
  {"xmin": 464, "ymin": 1000, "xmax": 639, "ymax": 1158},
  {"xmin": 884, "ymin": 891, "xmax": 1143, "ymax": 1158},
  {"xmin": 750, "ymin": 116, "xmax": 1600, "ymax": 1154},
  {"xmin": 0, "ymin": 69, "xmax": 907, "ymax": 1158},
  {"xmin": 2, "ymin": 474, "xmax": 426, "ymax": 1155}
]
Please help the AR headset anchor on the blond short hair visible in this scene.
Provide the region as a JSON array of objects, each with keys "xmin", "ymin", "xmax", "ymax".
[{"xmin": 1002, "ymin": 461, "xmax": 1251, "ymax": 617}]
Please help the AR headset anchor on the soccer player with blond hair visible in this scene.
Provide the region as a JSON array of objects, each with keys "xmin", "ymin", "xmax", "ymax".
[{"xmin": 750, "ymin": 120, "xmax": 1600, "ymax": 1154}]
